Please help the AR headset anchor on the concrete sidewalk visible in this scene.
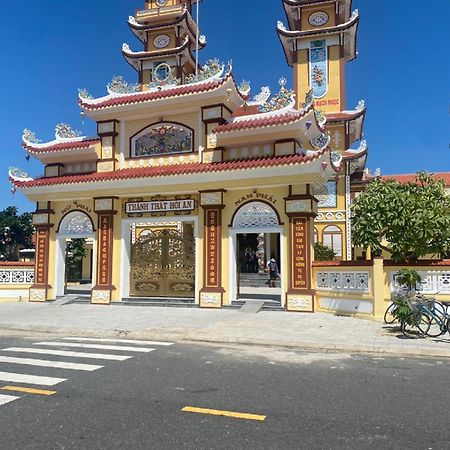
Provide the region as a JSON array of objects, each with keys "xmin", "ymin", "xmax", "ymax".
[{"xmin": 0, "ymin": 301, "xmax": 449, "ymax": 358}]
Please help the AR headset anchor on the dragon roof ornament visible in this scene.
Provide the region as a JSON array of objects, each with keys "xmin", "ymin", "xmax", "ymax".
[
  {"xmin": 356, "ymin": 99, "xmax": 366, "ymax": 111},
  {"xmin": 248, "ymin": 86, "xmax": 271, "ymax": 106},
  {"xmin": 55, "ymin": 123, "xmax": 83, "ymax": 140},
  {"xmin": 238, "ymin": 80, "xmax": 251, "ymax": 97},
  {"xmin": 22, "ymin": 129, "xmax": 41, "ymax": 145},
  {"xmin": 185, "ymin": 58, "xmax": 230, "ymax": 85},
  {"xmin": 107, "ymin": 76, "xmax": 139, "ymax": 95}
]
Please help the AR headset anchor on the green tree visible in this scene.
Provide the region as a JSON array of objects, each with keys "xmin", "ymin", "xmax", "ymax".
[
  {"xmin": 0, "ymin": 206, "xmax": 33, "ymax": 261},
  {"xmin": 313, "ymin": 242, "xmax": 336, "ymax": 261},
  {"xmin": 352, "ymin": 172, "xmax": 450, "ymax": 262},
  {"xmin": 66, "ymin": 239, "xmax": 87, "ymax": 281}
]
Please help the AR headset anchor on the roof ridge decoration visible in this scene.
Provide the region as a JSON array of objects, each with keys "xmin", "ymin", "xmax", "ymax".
[
  {"xmin": 79, "ymin": 58, "xmax": 232, "ymax": 106},
  {"xmin": 54, "ymin": 123, "xmax": 83, "ymax": 140},
  {"xmin": 231, "ymin": 84, "xmax": 314, "ymax": 124},
  {"xmin": 22, "ymin": 124, "xmax": 88, "ymax": 149},
  {"xmin": 8, "ymin": 167, "xmax": 33, "ymax": 183},
  {"xmin": 258, "ymin": 78, "xmax": 295, "ymax": 113},
  {"xmin": 22, "ymin": 129, "xmax": 41, "ymax": 145},
  {"xmin": 107, "ymin": 76, "xmax": 140, "ymax": 95},
  {"xmin": 185, "ymin": 58, "xmax": 229, "ymax": 84}
]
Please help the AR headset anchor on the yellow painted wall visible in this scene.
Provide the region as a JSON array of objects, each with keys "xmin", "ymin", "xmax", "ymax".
[{"xmin": 295, "ymin": 45, "xmax": 344, "ymax": 113}]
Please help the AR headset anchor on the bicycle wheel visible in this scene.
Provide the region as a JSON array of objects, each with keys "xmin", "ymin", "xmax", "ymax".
[
  {"xmin": 426, "ymin": 314, "xmax": 446, "ymax": 338},
  {"xmin": 401, "ymin": 312, "xmax": 431, "ymax": 339},
  {"xmin": 384, "ymin": 303, "xmax": 397, "ymax": 324}
]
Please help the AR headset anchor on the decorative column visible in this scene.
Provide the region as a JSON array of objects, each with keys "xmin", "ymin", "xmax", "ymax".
[
  {"xmin": 29, "ymin": 206, "xmax": 54, "ymax": 302},
  {"xmin": 284, "ymin": 189, "xmax": 318, "ymax": 312},
  {"xmin": 91, "ymin": 197, "xmax": 118, "ymax": 304},
  {"xmin": 199, "ymin": 190, "xmax": 226, "ymax": 308},
  {"xmin": 97, "ymin": 120, "xmax": 119, "ymax": 173}
]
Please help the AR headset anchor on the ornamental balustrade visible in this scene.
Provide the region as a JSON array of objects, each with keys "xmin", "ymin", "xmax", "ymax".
[
  {"xmin": 0, "ymin": 267, "xmax": 34, "ymax": 285},
  {"xmin": 316, "ymin": 271, "xmax": 370, "ymax": 293},
  {"xmin": 390, "ymin": 271, "xmax": 450, "ymax": 294}
]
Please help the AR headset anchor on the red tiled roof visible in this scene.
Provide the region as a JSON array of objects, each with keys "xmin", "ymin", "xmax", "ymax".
[
  {"xmin": 23, "ymin": 139, "xmax": 100, "ymax": 154},
  {"xmin": 215, "ymin": 110, "xmax": 309, "ymax": 133},
  {"xmin": 15, "ymin": 153, "xmax": 324, "ymax": 188},
  {"xmin": 326, "ymin": 109, "xmax": 365, "ymax": 122},
  {"xmin": 312, "ymin": 260, "xmax": 373, "ymax": 267},
  {"xmin": 80, "ymin": 77, "xmax": 231, "ymax": 111},
  {"xmin": 384, "ymin": 259, "xmax": 450, "ymax": 267},
  {"xmin": 382, "ymin": 173, "xmax": 450, "ymax": 186},
  {"xmin": 232, "ymin": 105, "xmax": 260, "ymax": 118}
]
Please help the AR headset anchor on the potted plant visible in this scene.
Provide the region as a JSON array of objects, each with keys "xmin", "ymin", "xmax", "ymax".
[{"xmin": 391, "ymin": 269, "xmax": 422, "ymax": 323}]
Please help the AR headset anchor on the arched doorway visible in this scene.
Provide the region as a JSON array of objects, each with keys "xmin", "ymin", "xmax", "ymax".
[
  {"xmin": 229, "ymin": 201, "xmax": 284, "ymax": 305},
  {"xmin": 54, "ymin": 211, "xmax": 96, "ymax": 297}
]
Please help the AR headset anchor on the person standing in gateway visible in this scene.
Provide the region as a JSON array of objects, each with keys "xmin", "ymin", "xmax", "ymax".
[{"xmin": 267, "ymin": 257, "xmax": 279, "ymax": 288}]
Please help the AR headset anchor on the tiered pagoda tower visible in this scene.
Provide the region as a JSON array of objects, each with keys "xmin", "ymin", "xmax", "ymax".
[
  {"xmin": 278, "ymin": 0, "xmax": 368, "ymax": 260},
  {"xmin": 124, "ymin": 0, "xmax": 205, "ymax": 89}
]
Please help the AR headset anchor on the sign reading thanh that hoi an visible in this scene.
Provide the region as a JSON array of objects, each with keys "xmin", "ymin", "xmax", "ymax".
[
  {"xmin": 125, "ymin": 199, "xmax": 196, "ymax": 215},
  {"xmin": 291, "ymin": 217, "xmax": 308, "ymax": 289}
]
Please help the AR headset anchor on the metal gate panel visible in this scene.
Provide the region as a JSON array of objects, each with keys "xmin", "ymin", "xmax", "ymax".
[{"xmin": 130, "ymin": 229, "xmax": 195, "ymax": 298}]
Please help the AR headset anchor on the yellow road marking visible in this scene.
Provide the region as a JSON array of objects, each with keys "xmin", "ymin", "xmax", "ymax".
[
  {"xmin": 182, "ymin": 406, "xmax": 266, "ymax": 421},
  {"xmin": 1, "ymin": 386, "xmax": 56, "ymax": 396}
]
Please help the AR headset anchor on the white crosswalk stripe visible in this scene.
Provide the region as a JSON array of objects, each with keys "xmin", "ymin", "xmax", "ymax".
[
  {"xmin": 0, "ymin": 371, "xmax": 66, "ymax": 386},
  {"xmin": 0, "ymin": 356, "xmax": 103, "ymax": 371},
  {"xmin": 62, "ymin": 337, "xmax": 174, "ymax": 346},
  {"xmin": 0, "ymin": 336, "xmax": 174, "ymax": 408},
  {"xmin": 0, "ymin": 394, "xmax": 20, "ymax": 405},
  {"xmin": 3, "ymin": 348, "xmax": 132, "ymax": 361},
  {"xmin": 34, "ymin": 342, "xmax": 156, "ymax": 353}
]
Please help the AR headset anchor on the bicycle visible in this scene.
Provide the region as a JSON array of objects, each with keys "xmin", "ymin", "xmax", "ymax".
[
  {"xmin": 401, "ymin": 295, "xmax": 450, "ymax": 338},
  {"xmin": 409, "ymin": 295, "xmax": 450, "ymax": 338}
]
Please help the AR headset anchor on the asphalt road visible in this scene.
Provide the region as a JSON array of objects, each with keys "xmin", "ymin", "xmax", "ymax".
[{"xmin": 0, "ymin": 332, "xmax": 449, "ymax": 450}]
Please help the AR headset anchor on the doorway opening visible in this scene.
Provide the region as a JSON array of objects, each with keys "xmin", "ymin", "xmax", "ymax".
[
  {"xmin": 230, "ymin": 200, "xmax": 284, "ymax": 305},
  {"xmin": 237, "ymin": 232, "xmax": 281, "ymax": 302},
  {"xmin": 55, "ymin": 210, "xmax": 96, "ymax": 298},
  {"xmin": 64, "ymin": 238, "xmax": 93, "ymax": 294}
]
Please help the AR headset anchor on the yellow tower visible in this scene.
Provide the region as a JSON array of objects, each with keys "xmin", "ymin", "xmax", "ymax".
[
  {"xmin": 277, "ymin": 0, "xmax": 358, "ymax": 114},
  {"xmin": 278, "ymin": 1, "xmax": 367, "ymax": 261},
  {"xmin": 124, "ymin": 0, "xmax": 204, "ymax": 90}
]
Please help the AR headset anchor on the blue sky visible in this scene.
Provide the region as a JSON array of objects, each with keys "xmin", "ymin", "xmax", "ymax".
[{"xmin": 0, "ymin": 0, "xmax": 448, "ymax": 212}]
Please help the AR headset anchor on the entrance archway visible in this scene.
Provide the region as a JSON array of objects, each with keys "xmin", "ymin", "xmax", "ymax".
[
  {"xmin": 229, "ymin": 201, "xmax": 285, "ymax": 305},
  {"xmin": 54, "ymin": 211, "xmax": 96, "ymax": 297}
]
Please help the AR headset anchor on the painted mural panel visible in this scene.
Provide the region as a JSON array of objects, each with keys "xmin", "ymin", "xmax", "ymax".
[
  {"xmin": 133, "ymin": 124, "xmax": 193, "ymax": 157},
  {"xmin": 310, "ymin": 40, "xmax": 328, "ymax": 99},
  {"xmin": 316, "ymin": 181, "xmax": 337, "ymax": 208}
]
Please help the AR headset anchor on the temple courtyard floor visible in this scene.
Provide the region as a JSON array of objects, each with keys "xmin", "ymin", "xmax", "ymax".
[{"xmin": 0, "ymin": 299, "xmax": 449, "ymax": 359}]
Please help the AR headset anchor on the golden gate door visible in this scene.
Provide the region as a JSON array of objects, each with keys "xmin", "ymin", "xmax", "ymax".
[{"xmin": 130, "ymin": 229, "xmax": 195, "ymax": 298}]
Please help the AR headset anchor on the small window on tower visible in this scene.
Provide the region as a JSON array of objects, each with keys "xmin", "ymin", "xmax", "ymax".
[{"xmin": 153, "ymin": 62, "xmax": 171, "ymax": 82}]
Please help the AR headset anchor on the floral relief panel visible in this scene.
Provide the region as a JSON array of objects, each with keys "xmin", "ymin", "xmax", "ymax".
[{"xmin": 133, "ymin": 124, "xmax": 193, "ymax": 157}]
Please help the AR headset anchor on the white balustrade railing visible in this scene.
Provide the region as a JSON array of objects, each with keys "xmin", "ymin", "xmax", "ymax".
[
  {"xmin": 316, "ymin": 271, "xmax": 370, "ymax": 293},
  {"xmin": 0, "ymin": 269, "xmax": 34, "ymax": 285},
  {"xmin": 390, "ymin": 271, "xmax": 450, "ymax": 294}
]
